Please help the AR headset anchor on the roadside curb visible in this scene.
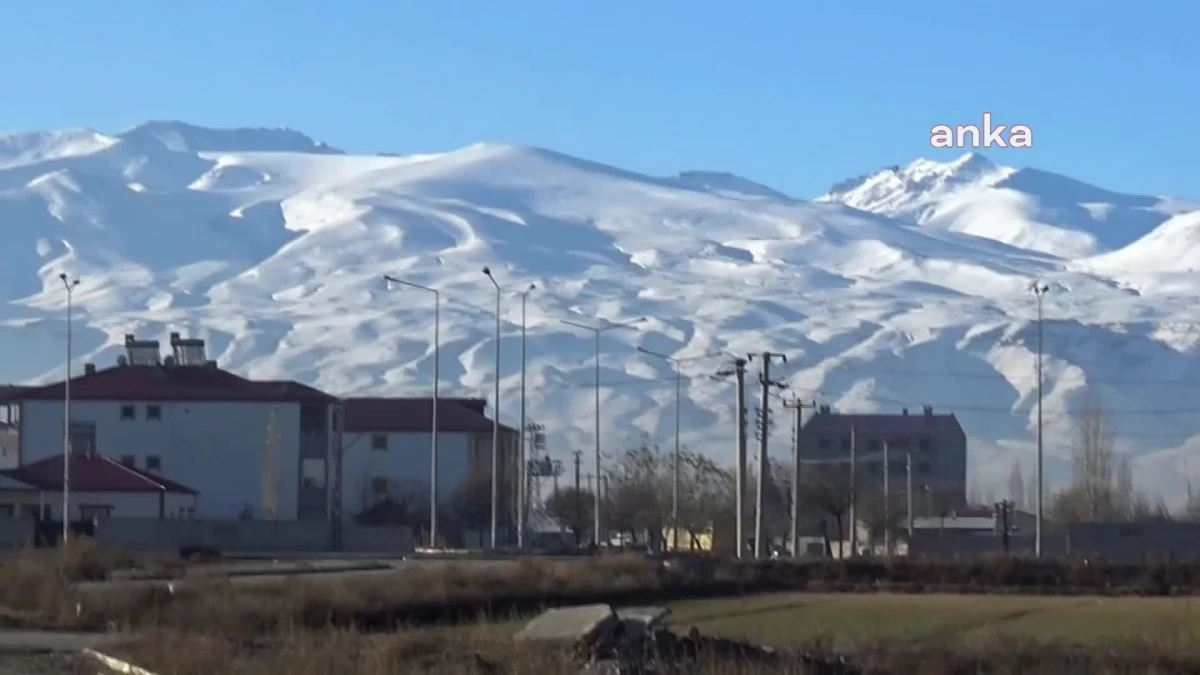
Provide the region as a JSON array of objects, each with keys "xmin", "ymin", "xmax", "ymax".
[{"xmin": 83, "ymin": 648, "xmax": 158, "ymax": 675}]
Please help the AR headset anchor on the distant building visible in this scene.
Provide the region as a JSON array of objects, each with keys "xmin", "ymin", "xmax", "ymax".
[
  {"xmin": 797, "ymin": 405, "xmax": 968, "ymax": 510},
  {"xmin": 0, "ymin": 332, "xmax": 514, "ymax": 527},
  {"xmin": 911, "ymin": 503, "xmax": 1035, "ymax": 536},
  {"xmin": 339, "ymin": 397, "xmax": 518, "ymax": 522}
]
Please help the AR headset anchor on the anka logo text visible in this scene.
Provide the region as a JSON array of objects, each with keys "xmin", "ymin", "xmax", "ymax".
[{"xmin": 930, "ymin": 112, "xmax": 1032, "ymax": 148}]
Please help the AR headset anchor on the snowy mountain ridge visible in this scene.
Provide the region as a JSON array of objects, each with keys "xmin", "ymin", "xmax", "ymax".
[{"xmin": 2, "ymin": 122, "xmax": 1200, "ymax": 501}]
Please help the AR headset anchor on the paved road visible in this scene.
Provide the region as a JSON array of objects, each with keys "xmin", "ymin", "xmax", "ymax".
[
  {"xmin": 0, "ymin": 653, "xmax": 85, "ymax": 675},
  {"xmin": 0, "ymin": 632, "xmax": 111, "ymax": 654},
  {"xmin": 76, "ymin": 556, "xmax": 527, "ymax": 592}
]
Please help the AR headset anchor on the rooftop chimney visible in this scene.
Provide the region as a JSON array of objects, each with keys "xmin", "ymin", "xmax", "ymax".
[
  {"xmin": 923, "ymin": 405, "xmax": 933, "ymax": 417},
  {"xmin": 123, "ymin": 334, "xmax": 161, "ymax": 366},
  {"xmin": 169, "ymin": 332, "xmax": 207, "ymax": 366},
  {"xmin": 83, "ymin": 363, "xmax": 96, "ymax": 376},
  {"xmin": 901, "ymin": 407, "xmax": 908, "ymax": 416}
]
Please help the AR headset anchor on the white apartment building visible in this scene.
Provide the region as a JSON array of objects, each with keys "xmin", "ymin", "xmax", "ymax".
[
  {"xmin": 2, "ymin": 333, "xmax": 338, "ymax": 521},
  {"xmin": 340, "ymin": 397, "xmax": 519, "ymax": 523}
]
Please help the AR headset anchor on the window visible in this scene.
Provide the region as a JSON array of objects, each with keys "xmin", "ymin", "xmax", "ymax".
[
  {"xmin": 68, "ymin": 422, "xmax": 96, "ymax": 456},
  {"xmin": 0, "ymin": 505, "xmax": 12, "ymax": 518},
  {"xmin": 120, "ymin": 455, "xmax": 135, "ymax": 467},
  {"xmin": 120, "ymin": 405, "xmax": 135, "ymax": 420},
  {"xmin": 79, "ymin": 505, "xmax": 112, "ymax": 520},
  {"xmin": 21, "ymin": 505, "xmax": 40, "ymax": 520},
  {"xmin": 370, "ymin": 477, "xmax": 388, "ymax": 495},
  {"xmin": 145, "ymin": 455, "xmax": 162, "ymax": 471},
  {"xmin": 918, "ymin": 437, "xmax": 932, "ymax": 451},
  {"xmin": 301, "ymin": 458, "xmax": 326, "ymax": 488},
  {"xmin": 371, "ymin": 434, "xmax": 387, "ymax": 451},
  {"xmin": 840, "ymin": 437, "xmax": 851, "ymax": 451},
  {"xmin": 146, "ymin": 405, "xmax": 162, "ymax": 421},
  {"xmin": 817, "ymin": 437, "xmax": 831, "ymax": 451}
]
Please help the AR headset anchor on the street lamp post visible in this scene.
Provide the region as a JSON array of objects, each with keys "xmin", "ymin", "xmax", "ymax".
[
  {"xmin": 1031, "ymin": 281, "xmax": 1049, "ymax": 559},
  {"xmin": 517, "ymin": 283, "xmax": 536, "ymax": 549},
  {"xmin": 382, "ymin": 275, "xmax": 440, "ymax": 548},
  {"xmin": 560, "ymin": 316, "xmax": 645, "ymax": 547},
  {"xmin": 58, "ymin": 273, "xmax": 79, "ymax": 548},
  {"xmin": 635, "ymin": 347, "xmax": 722, "ymax": 552},
  {"xmin": 482, "ymin": 268, "xmax": 502, "ymax": 550}
]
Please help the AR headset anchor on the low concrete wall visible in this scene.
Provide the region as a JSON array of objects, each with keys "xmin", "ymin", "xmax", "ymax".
[
  {"xmin": 92, "ymin": 518, "xmax": 413, "ymax": 554},
  {"xmin": 908, "ymin": 532, "xmax": 1069, "ymax": 558},
  {"xmin": 0, "ymin": 518, "xmax": 32, "ymax": 549}
]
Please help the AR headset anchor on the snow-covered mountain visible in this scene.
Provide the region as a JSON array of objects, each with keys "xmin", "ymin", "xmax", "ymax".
[
  {"xmin": 817, "ymin": 153, "xmax": 1197, "ymax": 259},
  {"xmin": 3, "ymin": 122, "xmax": 1200, "ymax": 502}
]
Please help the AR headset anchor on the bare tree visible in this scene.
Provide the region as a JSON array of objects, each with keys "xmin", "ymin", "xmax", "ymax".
[
  {"xmin": 1008, "ymin": 459, "xmax": 1026, "ymax": 512},
  {"xmin": 544, "ymin": 487, "xmax": 595, "ymax": 544},
  {"xmin": 1070, "ymin": 388, "xmax": 1117, "ymax": 520},
  {"xmin": 452, "ymin": 462, "xmax": 514, "ymax": 532},
  {"xmin": 604, "ymin": 440, "xmax": 667, "ymax": 546},
  {"xmin": 798, "ymin": 465, "xmax": 853, "ymax": 558},
  {"xmin": 676, "ymin": 450, "xmax": 736, "ymax": 550}
]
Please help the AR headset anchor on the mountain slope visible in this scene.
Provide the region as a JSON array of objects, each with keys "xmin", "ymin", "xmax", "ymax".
[
  {"xmin": 817, "ymin": 153, "xmax": 1195, "ymax": 258},
  {"xmin": 3, "ymin": 124, "xmax": 1200, "ymax": 501}
]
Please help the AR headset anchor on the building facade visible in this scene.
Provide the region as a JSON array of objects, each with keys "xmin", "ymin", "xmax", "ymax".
[
  {"xmin": 340, "ymin": 397, "xmax": 519, "ymax": 526},
  {"xmin": 797, "ymin": 405, "xmax": 968, "ymax": 510},
  {"xmin": 0, "ymin": 333, "xmax": 518, "ymax": 531},
  {"xmin": 3, "ymin": 333, "xmax": 338, "ymax": 521}
]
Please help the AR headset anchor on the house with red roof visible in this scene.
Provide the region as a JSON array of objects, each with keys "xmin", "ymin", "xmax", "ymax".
[
  {"xmin": 1, "ymin": 333, "xmax": 339, "ymax": 522},
  {"xmin": 1, "ymin": 332, "xmax": 520, "ymax": 532},
  {"xmin": 0, "ymin": 453, "xmax": 197, "ymax": 520},
  {"xmin": 340, "ymin": 397, "xmax": 519, "ymax": 527}
]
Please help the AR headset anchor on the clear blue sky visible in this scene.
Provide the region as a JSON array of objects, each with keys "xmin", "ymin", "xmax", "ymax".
[{"xmin": 3, "ymin": 1, "xmax": 1196, "ymax": 198}]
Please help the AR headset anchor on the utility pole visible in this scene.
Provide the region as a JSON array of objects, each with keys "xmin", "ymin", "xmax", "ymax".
[
  {"xmin": 382, "ymin": 274, "xmax": 440, "ymax": 549},
  {"xmin": 849, "ymin": 424, "xmax": 858, "ymax": 557},
  {"xmin": 573, "ymin": 450, "xmax": 582, "ymax": 546},
  {"xmin": 517, "ymin": 283, "xmax": 536, "ymax": 550},
  {"xmin": 715, "ymin": 357, "xmax": 750, "ymax": 558},
  {"xmin": 58, "ymin": 273, "xmax": 79, "ymax": 548},
  {"xmin": 559, "ymin": 316, "xmax": 646, "ymax": 548},
  {"xmin": 906, "ymin": 451, "xmax": 914, "ymax": 539},
  {"xmin": 1032, "ymin": 281, "xmax": 1049, "ymax": 560},
  {"xmin": 636, "ymin": 348, "xmax": 723, "ymax": 553},
  {"xmin": 749, "ymin": 352, "xmax": 787, "ymax": 559},
  {"xmin": 482, "ymin": 267, "xmax": 501, "ymax": 550},
  {"xmin": 783, "ymin": 397, "xmax": 816, "ymax": 558},
  {"xmin": 883, "ymin": 439, "xmax": 890, "ymax": 556}
]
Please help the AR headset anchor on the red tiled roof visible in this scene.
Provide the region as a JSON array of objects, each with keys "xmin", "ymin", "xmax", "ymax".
[
  {"xmin": 341, "ymin": 397, "xmax": 517, "ymax": 434},
  {"xmin": 2, "ymin": 454, "xmax": 197, "ymax": 494},
  {"xmin": 0, "ymin": 385, "xmax": 29, "ymax": 404},
  {"xmin": 11, "ymin": 365, "xmax": 335, "ymax": 403}
]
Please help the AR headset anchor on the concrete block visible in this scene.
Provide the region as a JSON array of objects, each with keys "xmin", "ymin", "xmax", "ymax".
[{"xmin": 515, "ymin": 604, "xmax": 620, "ymax": 648}]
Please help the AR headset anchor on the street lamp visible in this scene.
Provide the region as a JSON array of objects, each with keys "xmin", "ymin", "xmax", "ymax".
[
  {"xmin": 559, "ymin": 316, "xmax": 646, "ymax": 547},
  {"xmin": 482, "ymin": 267, "xmax": 501, "ymax": 550},
  {"xmin": 1031, "ymin": 281, "xmax": 1049, "ymax": 559},
  {"xmin": 382, "ymin": 274, "xmax": 440, "ymax": 548},
  {"xmin": 517, "ymin": 283, "xmax": 536, "ymax": 549},
  {"xmin": 58, "ymin": 273, "xmax": 79, "ymax": 548},
  {"xmin": 635, "ymin": 347, "xmax": 723, "ymax": 552}
]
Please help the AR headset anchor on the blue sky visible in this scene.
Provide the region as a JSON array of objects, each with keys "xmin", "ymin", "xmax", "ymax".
[{"xmin": 2, "ymin": 2, "xmax": 1196, "ymax": 198}]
